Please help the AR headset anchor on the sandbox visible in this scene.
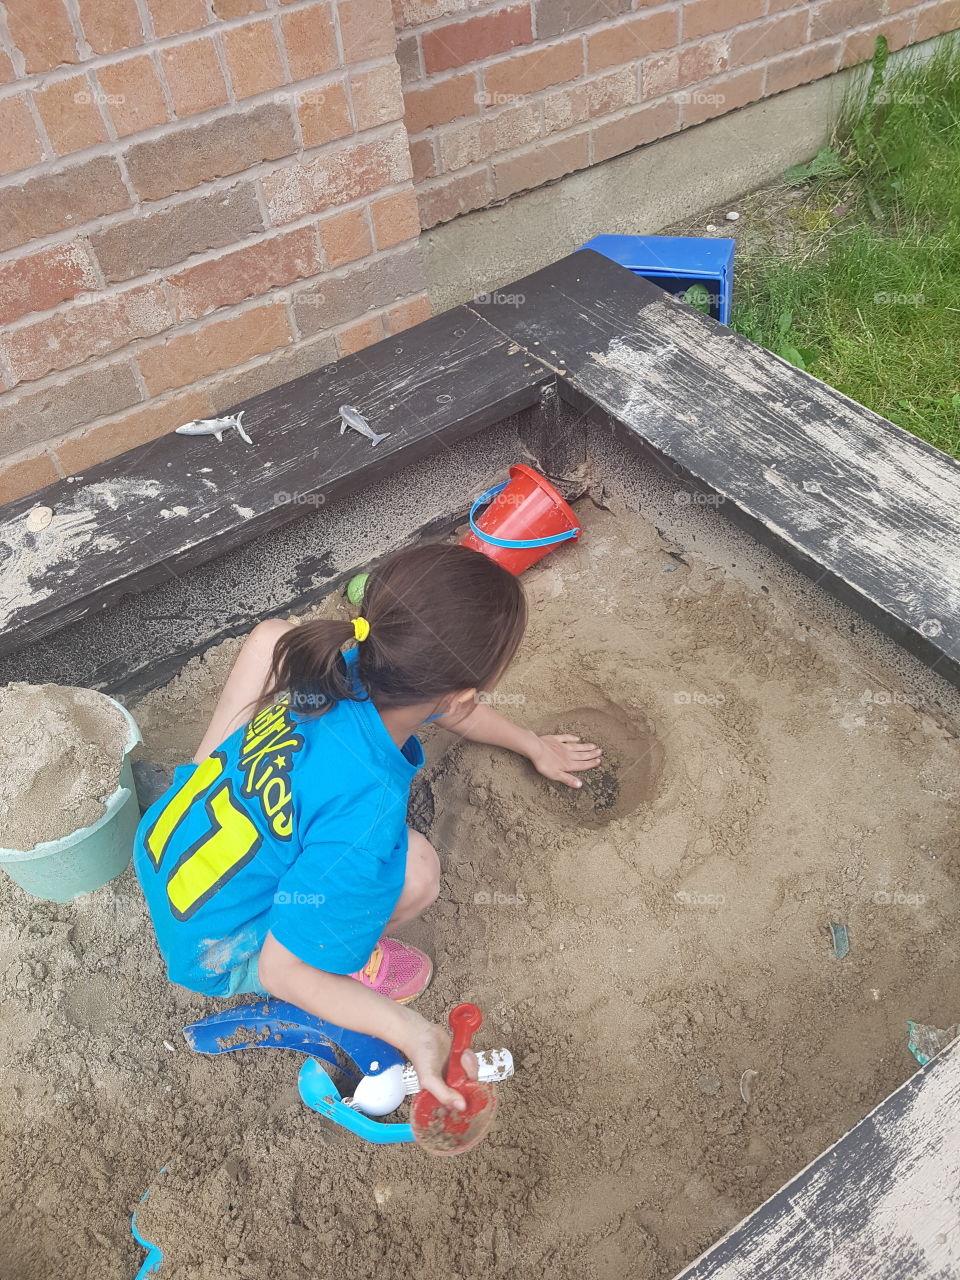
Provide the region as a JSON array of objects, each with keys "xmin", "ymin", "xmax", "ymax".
[
  {"xmin": 2, "ymin": 473, "xmax": 958, "ymax": 1277},
  {"xmin": 1, "ymin": 250, "xmax": 959, "ymax": 1277}
]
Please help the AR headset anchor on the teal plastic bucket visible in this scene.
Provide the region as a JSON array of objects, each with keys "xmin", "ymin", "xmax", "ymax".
[{"xmin": 0, "ymin": 697, "xmax": 142, "ymax": 902}]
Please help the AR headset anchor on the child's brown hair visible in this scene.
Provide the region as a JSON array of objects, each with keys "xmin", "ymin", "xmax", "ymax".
[{"xmin": 260, "ymin": 543, "xmax": 527, "ymax": 715}]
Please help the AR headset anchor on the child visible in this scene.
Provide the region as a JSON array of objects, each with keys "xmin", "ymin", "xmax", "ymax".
[{"xmin": 134, "ymin": 543, "xmax": 601, "ymax": 1109}]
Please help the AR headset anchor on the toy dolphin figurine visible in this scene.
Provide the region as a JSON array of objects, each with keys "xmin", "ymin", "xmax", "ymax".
[
  {"xmin": 339, "ymin": 404, "xmax": 390, "ymax": 447},
  {"xmin": 176, "ymin": 411, "xmax": 252, "ymax": 444}
]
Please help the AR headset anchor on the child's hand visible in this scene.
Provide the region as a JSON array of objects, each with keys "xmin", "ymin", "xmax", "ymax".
[
  {"xmin": 404, "ymin": 1015, "xmax": 478, "ymax": 1110},
  {"xmin": 530, "ymin": 734, "xmax": 602, "ymax": 788}
]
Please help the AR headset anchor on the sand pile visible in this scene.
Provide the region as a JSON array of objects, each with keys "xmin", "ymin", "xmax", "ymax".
[
  {"xmin": 0, "ymin": 683, "xmax": 127, "ymax": 851},
  {"xmin": 0, "ymin": 503, "xmax": 958, "ymax": 1279}
]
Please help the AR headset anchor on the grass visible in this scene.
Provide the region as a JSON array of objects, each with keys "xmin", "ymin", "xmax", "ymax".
[{"xmin": 730, "ymin": 36, "xmax": 960, "ymax": 458}]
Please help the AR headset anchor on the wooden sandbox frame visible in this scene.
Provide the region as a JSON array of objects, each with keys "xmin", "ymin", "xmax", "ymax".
[{"xmin": 1, "ymin": 250, "xmax": 958, "ymax": 1275}]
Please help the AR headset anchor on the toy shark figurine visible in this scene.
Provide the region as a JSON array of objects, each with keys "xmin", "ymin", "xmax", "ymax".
[
  {"xmin": 338, "ymin": 404, "xmax": 390, "ymax": 447},
  {"xmin": 176, "ymin": 411, "xmax": 252, "ymax": 444}
]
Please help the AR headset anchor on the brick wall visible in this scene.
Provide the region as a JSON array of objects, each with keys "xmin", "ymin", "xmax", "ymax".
[
  {"xmin": 401, "ymin": 0, "xmax": 959, "ymax": 228},
  {"xmin": 0, "ymin": 0, "xmax": 957, "ymax": 504},
  {"xmin": 0, "ymin": 0, "xmax": 431, "ymax": 502}
]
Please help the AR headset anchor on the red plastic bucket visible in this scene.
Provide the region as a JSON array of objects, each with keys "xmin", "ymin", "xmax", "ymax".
[{"xmin": 461, "ymin": 464, "xmax": 582, "ymax": 575}]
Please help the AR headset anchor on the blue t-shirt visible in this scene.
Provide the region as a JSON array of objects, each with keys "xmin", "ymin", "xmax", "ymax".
[{"xmin": 133, "ymin": 650, "xmax": 423, "ymax": 996}]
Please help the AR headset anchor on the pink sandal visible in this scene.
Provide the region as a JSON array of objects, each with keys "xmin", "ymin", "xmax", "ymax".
[{"xmin": 350, "ymin": 937, "xmax": 433, "ymax": 1004}]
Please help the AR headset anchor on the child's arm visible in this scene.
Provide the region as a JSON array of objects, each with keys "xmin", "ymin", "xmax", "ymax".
[
  {"xmin": 433, "ymin": 702, "xmax": 601, "ymax": 788},
  {"xmin": 258, "ymin": 932, "xmax": 471, "ymax": 1110}
]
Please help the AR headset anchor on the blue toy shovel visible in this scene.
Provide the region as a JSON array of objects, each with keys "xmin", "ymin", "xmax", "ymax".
[{"xmin": 184, "ymin": 999, "xmax": 414, "ymax": 1144}]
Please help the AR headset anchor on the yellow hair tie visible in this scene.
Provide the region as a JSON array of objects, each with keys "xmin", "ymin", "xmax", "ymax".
[{"xmin": 353, "ymin": 616, "xmax": 370, "ymax": 642}]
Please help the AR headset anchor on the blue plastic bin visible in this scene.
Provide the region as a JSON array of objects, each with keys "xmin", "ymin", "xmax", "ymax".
[{"xmin": 578, "ymin": 234, "xmax": 735, "ymax": 324}]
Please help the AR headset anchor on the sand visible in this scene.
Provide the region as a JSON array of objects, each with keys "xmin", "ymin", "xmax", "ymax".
[
  {"xmin": 1, "ymin": 501, "xmax": 958, "ymax": 1279},
  {"xmin": 0, "ymin": 683, "xmax": 127, "ymax": 851}
]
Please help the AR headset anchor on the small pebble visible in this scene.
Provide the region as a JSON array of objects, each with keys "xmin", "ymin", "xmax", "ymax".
[
  {"xmin": 163, "ymin": 1040, "xmax": 176, "ymax": 1053},
  {"xmin": 705, "ymin": 223, "xmax": 718, "ymax": 232},
  {"xmin": 725, "ymin": 211, "xmax": 740, "ymax": 221},
  {"xmin": 25, "ymin": 505, "xmax": 53, "ymax": 531}
]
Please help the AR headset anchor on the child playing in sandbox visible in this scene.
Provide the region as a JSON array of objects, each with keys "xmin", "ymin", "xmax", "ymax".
[{"xmin": 135, "ymin": 543, "xmax": 601, "ymax": 1109}]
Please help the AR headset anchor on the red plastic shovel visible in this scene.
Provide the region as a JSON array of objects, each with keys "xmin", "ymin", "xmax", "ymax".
[{"xmin": 411, "ymin": 1003, "xmax": 497, "ymax": 1156}]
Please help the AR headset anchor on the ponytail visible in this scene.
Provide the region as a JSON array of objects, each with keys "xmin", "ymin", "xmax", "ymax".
[{"xmin": 257, "ymin": 543, "xmax": 527, "ymax": 717}]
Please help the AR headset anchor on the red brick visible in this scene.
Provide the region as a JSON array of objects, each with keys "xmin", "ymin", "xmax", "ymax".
[
  {"xmin": 396, "ymin": 34, "xmax": 422, "ymax": 83},
  {"xmin": 92, "ymin": 183, "xmax": 263, "ymax": 281},
  {"xmin": 33, "ymin": 74, "xmax": 110, "ymax": 155},
  {"xmin": 913, "ymin": 0, "xmax": 960, "ymax": 41},
  {"xmin": 97, "ymin": 55, "xmax": 170, "ymax": 137},
  {"xmin": 4, "ymin": 0, "xmax": 79, "ymax": 73},
  {"xmin": 298, "ymin": 81, "xmax": 352, "ymax": 148},
  {"xmin": 493, "ymin": 128, "xmax": 589, "ymax": 199},
  {"xmin": 265, "ymin": 128, "xmax": 413, "ymax": 221},
  {"xmin": 422, "ymin": 6, "xmax": 532, "ymax": 74},
  {"xmin": 543, "ymin": 68, "xmax": 636, "ymax": 135},
  {"xmin": 136, "ymin": 301, "xmax": 291, "ymax": 395},
  {"xmin": 222, "ymin": 19, "xmax": 286, "ymax": 100},
  {"xmin": 535, "ymin": 0, "xmax": 630, "ymax": 39},
  {"xmin": 0, "ymin": 96, "xmax": 43, "ymax": 176},
  {"xmin": 167, "ymin": 226, "xmax": 320, "ymax": 321},
  {"xmin": 0, "ymin": 156, "xmax": 130, "ymax": 253},
  {"xmin": 319, "ymin": 207, "xmax": 372, "ymax": 267},
  {"xmin": 213, "ymin": 0, "xmax": 266, "ymax": 15},
  {"xmin": 206, "ymin": 332, "xmax": 337, "ymax": 411},
  {"xmin": 409, "ymin": 136, "xmax": 438, "ymax": 182},
  {"xmin": 280, "ymin": 4, "xmax": 339, "ymax": 79},
  {"xmin": 417, "ymin": 168, "xmax": 491, "ymax": 228},
  {"xmin": 291, "ymin": 245, "xmax": 424, "ymax": 335},
  {"xmin": 125, "ymin": 103, "xmax": 295, "ymax": 202},
  {"xmin": 147, "ymin": 0, "xmax": 208, "ymax": 37},
  {"xmin": 0, "ymin": 451, "xmax": 60, "ymax": 504},
  {"xmin": 0, "ymin": 241, "xmax": 99, "ymax": 327},
  {"xmin": 587, "ymin": 10, "xmax": 678, "ymax": 72},
  {"xmin": 765, "ymin": 40, "xmax": 843, "ymax": 95},
  {"xmin": 440, "ymin": 100, "xmax": 539, "ymax": 169},
  {"xmin": 370, "ymin": 189, "xmax": 420, "ymax": 248},
  {"xmin": 404, "ymin": 72, "xmax": 480, "ymax": 135},
  {"xmin": 336, "ymin": 312, "xmax": 385, "ymax": 357},
  {"xmin": 54, "ymin": 388, "xmax": 210, "ymax": 476},
  {"xmin": 386, "ymin": 294, "xmax": 431, "ymax": 334},
  {"xmin": 842, "ymin": 16, "xmax": 915, "ymax": 65},
  {"xmin": 730, "ymin": 11, "xmax": 808, "ymax": 67},
  {"xmin": 1, "ymin": 283, "xmax": 170, "ymax": 385},
  {"xmin": 76, "ymin": 0, "xmax": 143, "ymax": 54},
  {"xmin": 351, "ymin": 63, "xmax": 406, "ymax": 131},
  {"xmin": 0, "ymin": 51, "xmax": 15, "ymax": 83},
  {"xmin": 810, "ymin": 0, "xmax": 883, "ymax": 40},
  {"xmin": 0, "ymin": 359, "xmax": 140, "ymax": 453},
  {"xmin": 338, "ymin": 0, "xmax": 397, "ymax": 61},
  {"xmin": 680, "ymin": 65, "xmax": 764, "ymax": 126},
  {"xmin": 592, "ymin": 98, "xmax": 678, "ymax": 161},
  {"xmin": 161, "ymin": 38, "xmax": 229, "ymax": 117},
  {"xmin": 682, "ymin": 0, "xmax": 765, "ymax": 40},
  {"xmin": 486, "ymin": 38, "xmax": 583, "ymax": 95},
  {"xmin": 642, "ymin": 40, "xmax": 732, "ymax": 100}
]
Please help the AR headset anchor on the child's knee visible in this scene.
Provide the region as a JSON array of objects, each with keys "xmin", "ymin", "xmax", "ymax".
[
  {"xmin": 407, "ymin": 830, "xmax": 441, "ymax": 908},
  {"xmin": 247, "ymin": 617, "xmax": 295, "ymax": 655}
]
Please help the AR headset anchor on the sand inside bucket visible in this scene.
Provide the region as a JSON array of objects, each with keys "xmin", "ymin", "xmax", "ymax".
[{"xmin": 0, "ymin": 683, "xmax": 127, "ymax": 852}]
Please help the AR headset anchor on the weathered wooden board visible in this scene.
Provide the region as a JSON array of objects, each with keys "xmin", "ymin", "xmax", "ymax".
[
  {"xmin": 471, "ymin": 251, "xmax": 960, "ymax": 684},
  {"xmin": 0, "ymin": 307, "xmax": 549, "ymax": 656},
  {"xmin": 674, "ymin": 1041, "xmax": 960, "ymax": 1279}
]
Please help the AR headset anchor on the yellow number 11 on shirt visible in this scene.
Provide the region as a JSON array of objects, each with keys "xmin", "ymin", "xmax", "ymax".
[{"xmin": 143, "ymin": 753, "xmax": 263, "ymax": 920}]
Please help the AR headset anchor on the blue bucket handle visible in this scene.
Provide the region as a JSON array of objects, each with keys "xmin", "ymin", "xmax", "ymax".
[{"xmin": 468, "ymin": 479, "xmax": 580, "ymax": 551}]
